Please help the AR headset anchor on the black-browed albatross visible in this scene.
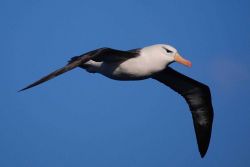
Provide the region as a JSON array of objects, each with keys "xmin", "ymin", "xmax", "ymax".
[{"xmin": 19, "ymin": 44, "xmax": 214, "ymax": 158}]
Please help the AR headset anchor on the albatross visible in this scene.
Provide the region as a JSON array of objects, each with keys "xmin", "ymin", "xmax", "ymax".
[{"xmin": 19, "ymin": 44, "xmax": 214, "ymax": 158}]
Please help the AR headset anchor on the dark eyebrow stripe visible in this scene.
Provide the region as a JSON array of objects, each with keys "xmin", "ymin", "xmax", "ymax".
[{"xmin": 162, "ymin": 47, "xmax": 172, "ymax": 53}]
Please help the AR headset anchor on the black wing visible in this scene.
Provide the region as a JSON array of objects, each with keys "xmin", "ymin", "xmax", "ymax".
[
  {"xmin": 19, "ymin": 48, "xmax": 139, "ymax": 92},
  {"xmin": 152, "ymin": 67, "xmax": 214, "ymax": 158},
  {"xmin": 68, "ymin": 47, "xmax": 139, "ymax": 63}
]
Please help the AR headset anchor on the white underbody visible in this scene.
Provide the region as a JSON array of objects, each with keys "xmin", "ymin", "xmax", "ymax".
[{"xmin": 83, "ymin": 44, "xmax": 174, "ymax": 80}]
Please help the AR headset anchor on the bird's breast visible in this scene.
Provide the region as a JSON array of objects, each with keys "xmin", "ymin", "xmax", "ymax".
[{"xmin": 98, "ymin": 52, "xmax": 167, "ymax": 80}]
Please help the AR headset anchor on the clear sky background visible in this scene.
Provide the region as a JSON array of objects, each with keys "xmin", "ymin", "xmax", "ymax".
[{"xmin": 1, "ymin": 0, "xmax": 250, "ymax": 166}]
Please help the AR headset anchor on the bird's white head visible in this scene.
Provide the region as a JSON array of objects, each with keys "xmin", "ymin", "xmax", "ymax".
[{"xmin": 162, "ymin": 44, "xmax": 192, "ymax": 67}]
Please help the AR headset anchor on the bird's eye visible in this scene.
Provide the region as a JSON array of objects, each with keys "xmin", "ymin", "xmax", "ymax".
[{"xmin": 163, "ymin": 47, "xmax": 173, "ymax": 53}]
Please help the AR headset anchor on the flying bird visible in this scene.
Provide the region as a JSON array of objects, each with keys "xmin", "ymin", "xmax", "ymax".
[{"xmin": 19, "ymin": 44, "xmax": 214, "ymax": 158}]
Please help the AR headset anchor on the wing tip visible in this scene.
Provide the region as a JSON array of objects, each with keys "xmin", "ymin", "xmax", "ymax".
[
  {"xmin": 196, "ymin": 126, "xmax": 212, "ymax": 159},
  {"xmin": 199, "ymin": 149, "xmax": 207, "ymax": 158},
  {"xmin": 18, "ymin": 89, "xmax": 24, "ymax": 92},
  {"xmin": 192, "ymin": 113, "xmax": 213, "ymax": 159},
  {"xmin": 18, "ymin": 86, "xmax": 29, "ymax": 92}
]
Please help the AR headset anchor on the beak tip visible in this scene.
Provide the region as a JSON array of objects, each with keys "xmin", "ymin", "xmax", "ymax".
[
  {"xmin": 184, "ymin": 60, "xmax": 192, "ymax": 67},
  {"xmin": 188, "ymin": 62, "xmax": 192, "ymax": 67}
]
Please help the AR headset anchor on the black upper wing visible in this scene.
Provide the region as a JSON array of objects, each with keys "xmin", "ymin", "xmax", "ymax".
[
  {"xmin": 19, "ymin": 48, "xmax": 139, "ymax": 92},
  {"xmin": 152, "ymin": 67, "xmax": 214, "ymax": 158},
  {"xmin": 68, "ymin": 48, "xmax": 139, "ymax": 63},
  {"xmin": 92, "ymin": 47, "xmax": 139, "ymax": 62}
]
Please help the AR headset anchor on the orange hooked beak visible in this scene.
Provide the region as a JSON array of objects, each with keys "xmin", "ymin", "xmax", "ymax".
[{"xmin": 174, "ymin": 53, "xmax": 192, "ymax": 67}]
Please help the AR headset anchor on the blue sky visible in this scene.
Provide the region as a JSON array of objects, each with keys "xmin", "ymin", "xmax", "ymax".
[{"xmin": 1, "ymin": 0, "xmax": 250, "ymax": 166}]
